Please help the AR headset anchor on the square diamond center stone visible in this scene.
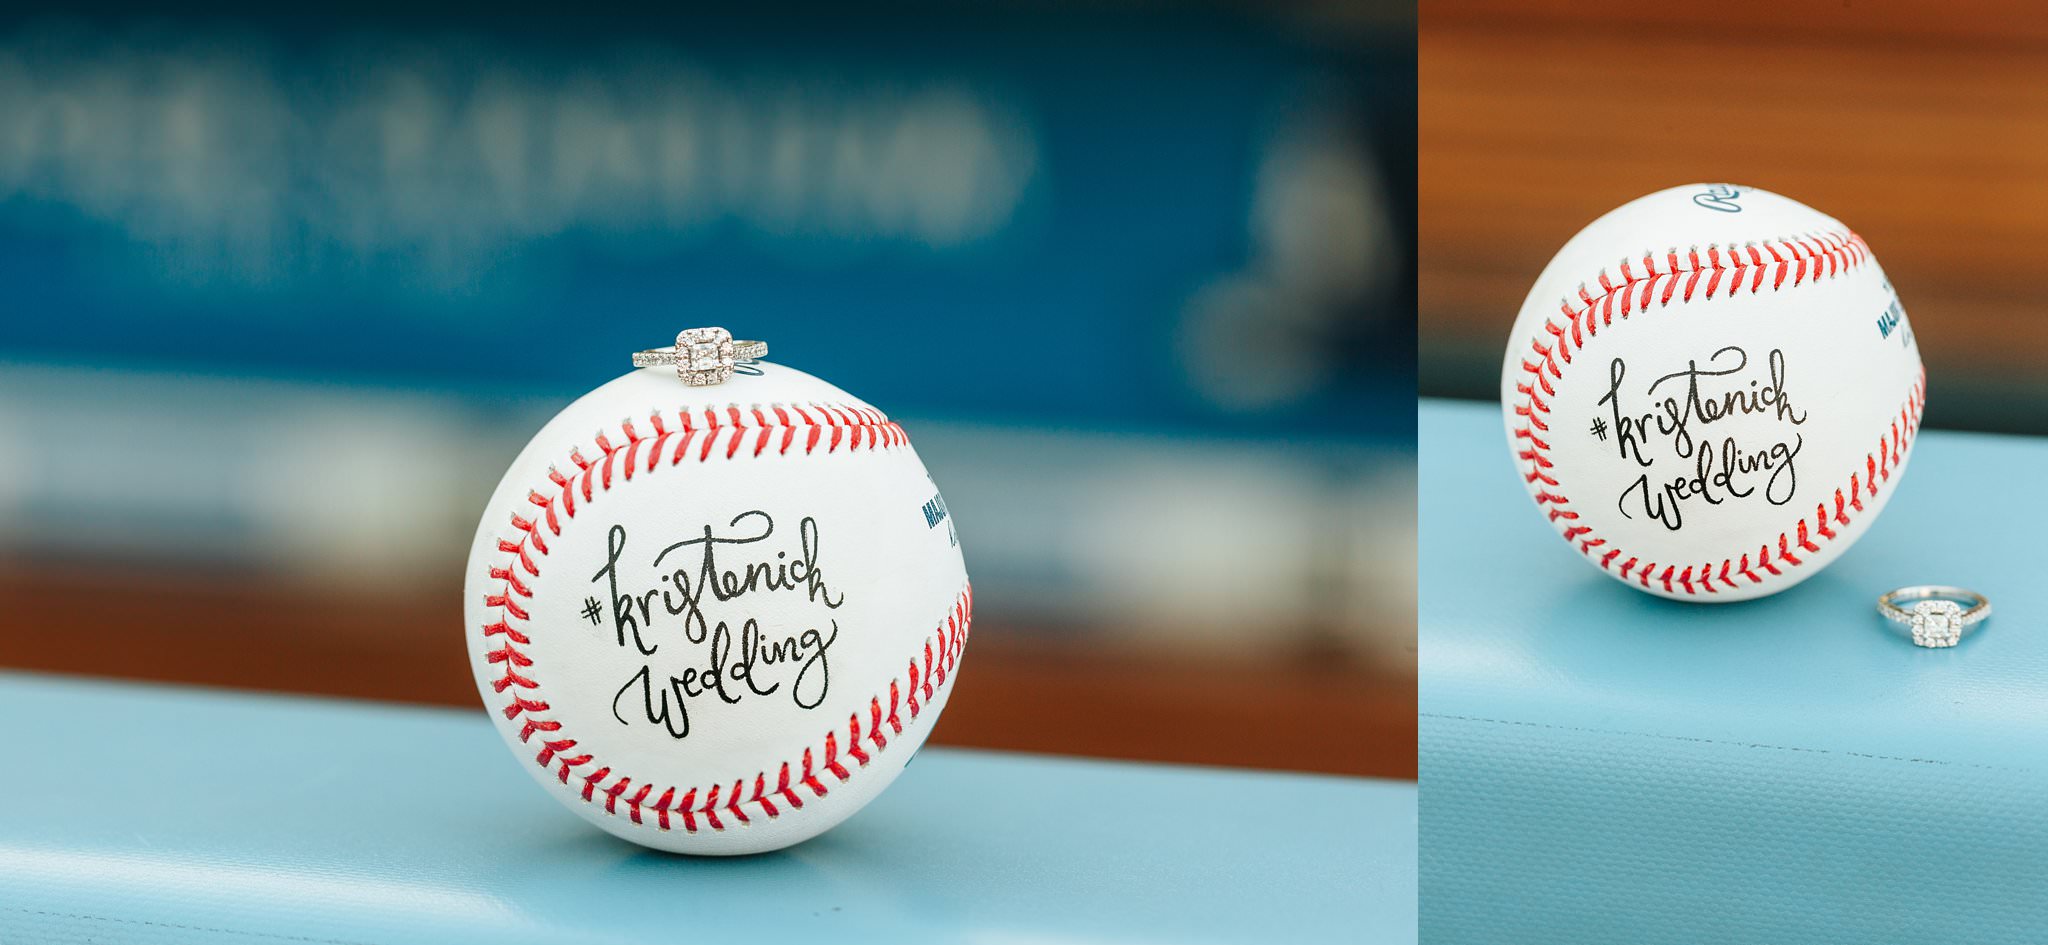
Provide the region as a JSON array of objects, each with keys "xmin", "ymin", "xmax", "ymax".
[
  {"xmin": 1910, "ymin": 600, "xmax": 1963, "ymax": 646},
  {"xmin": 675, "ymin": 327, "xmax": 737, "ymax": 386}
]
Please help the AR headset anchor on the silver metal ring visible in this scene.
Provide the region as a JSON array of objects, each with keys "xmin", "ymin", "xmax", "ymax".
[
  {"xmin": 630, "ymin": 327, "xmax": 767, "ymax": 386},
  {"xmin": 1878, "ymin": 585, "xmax": 1991, "ymax": 648}
]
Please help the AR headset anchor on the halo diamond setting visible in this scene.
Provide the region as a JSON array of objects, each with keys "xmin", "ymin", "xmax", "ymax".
[
  {"xmin": 1908, "ymin": 600, "xmax": 1965, "ymax": 648},
  {"xmin": 675, "ymin": 327, "xmax": 738, "ymax": 386}
]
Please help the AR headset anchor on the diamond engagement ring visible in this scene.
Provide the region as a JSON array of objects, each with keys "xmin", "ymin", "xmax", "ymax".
[
  {"xmin": 630, "ymin": 327, "xmax": 767, "ymax": 386},
  {"xmin": 1878, "ymin": 586, "xmax": 1992, "ymax": 648}
]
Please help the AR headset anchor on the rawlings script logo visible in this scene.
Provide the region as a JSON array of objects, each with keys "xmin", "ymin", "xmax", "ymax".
[
  {"xmin": 1594, "ymin": 347, "xmax": 1807, "ymax": 531},
  {"xmin": 591, "ymin": 512, "xmax": 842, "ymax": 739},
  {"xmin": 1692, "ymin": 183, "xmax": 1743, "ymax": 213}
]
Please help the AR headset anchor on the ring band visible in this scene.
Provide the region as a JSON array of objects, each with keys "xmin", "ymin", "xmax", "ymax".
[
  {"xmin": 630, "ymin": 327, "xmax": 766, "ymax": 386},
  {"xmin": 1878, "ymin": 585, "xmax": 1991, "ymax": 648}
]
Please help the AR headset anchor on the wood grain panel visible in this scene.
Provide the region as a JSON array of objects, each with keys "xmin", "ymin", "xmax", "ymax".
[
  {"xmin": 0, "ymin": 562, "xmax": 1412, "ymax": 779},
  {"xmin": 1421, "ymin": 1, "xmax": 2048, "ymax": 430}
]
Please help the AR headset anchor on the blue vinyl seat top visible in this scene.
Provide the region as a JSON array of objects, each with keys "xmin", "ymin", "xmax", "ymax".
[
  {"xmin": 2, "ymin": 672, "xmax": 1413, "ymax": 945},
  {"xmin": 1420, "ymin": 396, "xmax": 2048, "ymax": 945}
]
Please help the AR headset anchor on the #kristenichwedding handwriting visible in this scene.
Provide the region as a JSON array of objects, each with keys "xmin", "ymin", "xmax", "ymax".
[
  {"xmin": 1594, "ymin": 346, "xmax": 1807, "ymax": 531},
  {"xmin": 590, "ymin": 511, "xmax": 842, "ymax": 739}
]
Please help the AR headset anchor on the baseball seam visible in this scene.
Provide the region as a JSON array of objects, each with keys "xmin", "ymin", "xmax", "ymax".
[
  {"xmin": 482, "ymin": 401, "xmax": 972, "ymax": 833},
  {"xmin": 1511, "ymin": 230, "xmax": 1926, "ymax": 595}
]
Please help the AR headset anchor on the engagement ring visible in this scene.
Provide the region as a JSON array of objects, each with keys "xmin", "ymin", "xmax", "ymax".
[
  {"xmin": 1878, "ymin": 586, "xmax": 1991, "ymax": 648},
  {"xmin": 631, "ymin": 327, "xmax": 767, "ymax": 386}
]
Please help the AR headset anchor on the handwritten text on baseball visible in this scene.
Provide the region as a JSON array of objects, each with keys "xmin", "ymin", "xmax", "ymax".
[
  {"xmin": 1594, "ymin": 346, "xmax": 1807, "ymax": 531},
  {"xmin": 591, "ymin": 512, "xmax": 841, "ymax": 739}
]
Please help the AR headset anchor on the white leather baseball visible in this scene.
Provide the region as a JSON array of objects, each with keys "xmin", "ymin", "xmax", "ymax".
[
  {"xmin": 464, "ymin": 362, "xmax": 970, "ymax": 854},
  {"xmin": 1500, "ymin": 184, "xmax": 1925, "ymax": 601}
]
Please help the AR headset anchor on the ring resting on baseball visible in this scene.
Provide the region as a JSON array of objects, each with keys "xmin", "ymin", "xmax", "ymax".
[{"xmin": 462, "ymin": 360, "xmax": 970, "ymax": 854}]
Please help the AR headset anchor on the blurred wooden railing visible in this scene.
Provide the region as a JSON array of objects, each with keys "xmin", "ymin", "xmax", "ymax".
[
  {"xmin": 0, "ymin": 562, "xmax": 1413, "ymax": 779},
  {"xmin": 1422, "ymin": 0, "xmax": 2048, "ymax": 432}
]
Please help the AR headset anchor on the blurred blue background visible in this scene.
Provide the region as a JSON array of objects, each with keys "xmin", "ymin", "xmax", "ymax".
[{"xmin": 0, "ymin": 6, "xmax": 1415, "ymax": 776}]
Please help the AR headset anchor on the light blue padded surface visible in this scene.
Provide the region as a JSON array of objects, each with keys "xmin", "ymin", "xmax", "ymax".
[
  {"xmin": 0, "ymin": 672, "xmax": 1414, "ymax": 944},
  {"xmin": 1419, "ymin": 397, "xmax": 2048, "ymax": 944}
]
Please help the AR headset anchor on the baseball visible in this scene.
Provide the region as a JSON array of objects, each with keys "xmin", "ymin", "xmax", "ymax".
[
  {"xmin": 463, "ymin": 360, "xmax": 971, "ymax": 854},
  {"xmin": 1500, "ymin": 184, "xmax": 1925, "ymax": 601}
]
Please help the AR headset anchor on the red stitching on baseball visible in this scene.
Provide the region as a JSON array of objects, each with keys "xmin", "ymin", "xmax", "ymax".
[
  {"xmin": 479, "ymin": 401, "xmax": 973, "ymax": 834},
  {"xmin": 774, "ymin": 762, "xmax": 803, "ymax": 810},
  {"xmin": 1510, "ymin": 230, "xmax": 1925, "ymax": 595}
]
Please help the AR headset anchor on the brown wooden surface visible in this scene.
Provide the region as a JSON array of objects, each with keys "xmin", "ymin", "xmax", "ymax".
[
  {"xmin": 1421, "ymin": 0, "xmax": 2048, "ymax": 430},
  {"xmin": 0, "ymin": 562, "xmax": 1413, "ymax": 779}
]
